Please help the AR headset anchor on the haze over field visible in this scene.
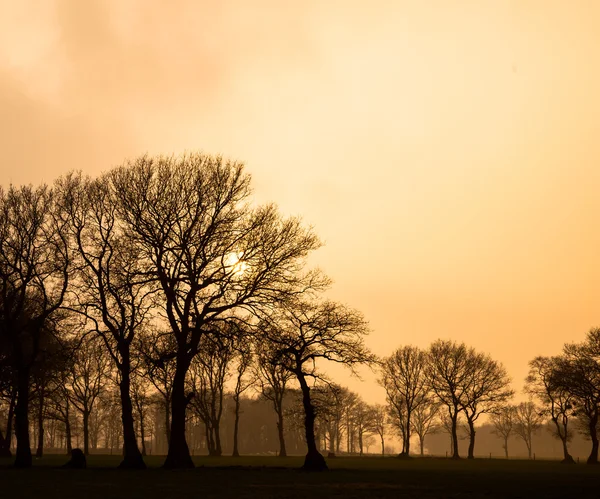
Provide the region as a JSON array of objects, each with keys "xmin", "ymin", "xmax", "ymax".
[{"xmin": 1, "ymin": 0, "xmax": 599, "ymax": 401}]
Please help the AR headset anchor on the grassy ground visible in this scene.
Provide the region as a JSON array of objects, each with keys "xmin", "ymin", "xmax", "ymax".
[{"xmin": 1, "ymin": 454, "xmax": 599, "ymax": 498}]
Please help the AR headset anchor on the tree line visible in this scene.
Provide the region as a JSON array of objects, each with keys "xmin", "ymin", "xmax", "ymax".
[
  {"xmin": 378, "ymin": 330, "xmax": 600, "ymax": 465},
  {"xmin": 1, "ymin": 152, "xmax": 598, "ymax": 471},
  {"xmin": 0, "ymin": 153, "xmax": 373, "ymax": 471}
]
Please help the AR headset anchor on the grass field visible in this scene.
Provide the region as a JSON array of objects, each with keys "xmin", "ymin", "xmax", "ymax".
[{"xmin": 1, "ymin": 454, "xmax": 599, "ymax": 498}]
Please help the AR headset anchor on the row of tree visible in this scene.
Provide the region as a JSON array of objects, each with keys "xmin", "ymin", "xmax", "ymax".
[
  {"xmin": 0, "ymin": 153, "xmax": 373, "ymax": 470},
  {"xmin": 379, "ymin": 329, "xmax": 600, "ymax": 465},
  {"xmin": 1, "ymin": 152, "xmax": 598, "ymax": 470}
]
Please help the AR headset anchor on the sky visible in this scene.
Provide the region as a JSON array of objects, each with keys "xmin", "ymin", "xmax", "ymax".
[{"xmin": 1, "ymin": 0, "xmax": 599, "ymax": 403}]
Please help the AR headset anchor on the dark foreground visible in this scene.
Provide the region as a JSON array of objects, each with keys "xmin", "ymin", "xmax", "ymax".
[{"xmin": 1, "ymin": 455, "xmax": 598, "ymax": 499}]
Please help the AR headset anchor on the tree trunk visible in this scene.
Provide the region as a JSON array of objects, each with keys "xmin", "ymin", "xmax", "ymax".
[
  {"xmin": 297, "ymin": 373, "xmax": 327, "ymax": 471},
  {"xmin": 451, "ymin": 410, "xmax": 460, "ymax": 459},
  {"xmin": 404, "ymin": 412, "xmax": 411, "ymax": 455},
  {"xmin": 381, "ymin": 435, "xmax": 385, "ymax": 456},
  {"xmin": 276, "ymin": 409, "xmax": 287, "ymax": 457},
  {"xmin": 358, "ymin": 431, "xmax": 363, "ymax": 456},
  {"xmin": 552, "ymin": 417, "xmax": 575, "ymax": 464},
  {"xmin": 467, "ymin": 418, "xmax": 476, "ymax": 459},
  {"xmin": 232, "ymin": 396, "xmax": 241, "ymax": 457},
  {"xmin": 118, "ymin": 361, "xmax": 146, "ymax": 469},
  {"xmin": 14, "ymin": 368, "xmax": 32, "ymax": 468},
  {"xmin": 36, "ymin": 386, "xmax": 45, "ymax": 458},
  {"xmin": 83, "ymin": 410, "xmax": 90, "ymax": 456},
  {"xmin": 214, "ymin": 420, "xmax": 222, "ymax": 457},
  {"xmin": 504, "ymin": 436, "xmax": 509, "ymax": 459},
  {"xmin": 163, "ymin": 354, "xmax": 194, "ymax": 469},
  {"xmin": 0, "ymin": 388, "xmax": 16, "ymax": 457},
  {"xmin": 140, "ymin": 418, "xmax": 147, "ymax": 457},
  {"xmin": 419, "ymin": 436, "xmax": 424, "ymax": 456},
  {"xmin": 164, "ymin": 398, "xmax": 171, "ymax": 446},
  {"xmin": 587, "ymin": 413, "xmax": 599, "ymax": 465},
  {"xmin": 65, "ymin": 398, "xmax": 73, "ymax": 455}
]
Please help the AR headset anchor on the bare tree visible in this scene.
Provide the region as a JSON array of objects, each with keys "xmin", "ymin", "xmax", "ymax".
[
  {"xmin": 255, "ymin": 341, "xmax": 295, "ymax": 457},
  {"xmin": 513, "ymin": 401, "xmax": 543, "ymax": 459},
  {"xmin": 426, "ymin": 340, "xmax": 473, "ymax": 459},
  {"xmin": 352, "ymin": 400, "xmax": 376, "ymax": 456},
  {"xmin": 188, "ymin": 333, "xmax": 236, "ymax": 457},
  {"xmin": 554, "ymin": 328, "xmax": 600, "ymax": 464},
  {"xmin": 59, "ymin": 173, "xmax": 156, "ymax": 468},
  {"xmin": 411, "ymin": 398, "xmax": 441, "ymax": 456},
  {"xmin": 262, "ymin": 299, "xmax": 374, "ymax": 471},
  {"xmin": 379, "ymin": 345, "xmax": 429, "ymax": 457},
  {"xmin": 111, "ymin": 153, "xmax": 322, "ymax": 469},
  {"xmin": 131, "ymin": 373, "xmax": 151, "ymax": 456},
  {"xmin": 371, "ymin": 404, "xmax": 388, "ymax": 456},
  {"xmin": 526, "ymin": 356, "xmax": 575, "ymax": 463},
  {"xmin": 231, "ymin": 339, "xmax": 254, "ymax": 457},
  {"xmin": 0, "ymin": 184, "xmax": 71, "ymax": 467},
  {"xmin": 139, "ymin": 331, "xmax": 176, "ymax": 447},
  {"xmin": 461, "ymin": 352, "xmax": 513, "ymax": 459},
  {"xmin": 66, "ymin": 337, "xmax": 109, "ymax": 455},
  {"xmin": 491, "ymin": 405, "xmax": 515, "ymax": 458}
]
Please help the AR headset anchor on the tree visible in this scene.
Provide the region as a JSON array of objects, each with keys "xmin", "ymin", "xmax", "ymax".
[
  {"xmin": 352, "ymin": 400, "xmax": 376, "ymax": 456},
  {"xmin": 188, "ymin": 331, "xmax": 238, "ymax": 457},
  {"xmin": 426, "ymin": 340, "xmax": 473, "ymax": 459},
  {"xmin": 491, "ymin": 405, "xmax": 515, "ymax": 458},
  {"xmin": 231, "ymin": 340, "xmax": 254, "ymax": 457},
  {"xmin": 262, "ymin": 299, "xmax": 374, "ymax": 470},
  {"xmin": 371, "ymin": 404, "xmax": 388, "ymax": 456},
  {"xmin": 139, "ymin": 331, "xmax": 176, "ymax": 447},
  {"xmin": 513, "ymin": 401, "xmax": 543, "ymax": 459},
  {"xmin": 111, "ymin": 153, "xmax": 322, "ymax": 469},
  {"xmin": 131, "ymin": 374, "xmax": 151, "ymax": 456},
  {"xmin": 0, "ymin": 184, "xmax": 71, "ymax": 467},
  {"xmin": 66, "ymin": 337, "xmax": 109, "ymax": 455},
  {"xmin": 460, "ymin": 352, "xmax": 513, "ymax": 459},
  {"xmin": 411, "ymin": 398, "xmax": 441, "ymax": 456},
  {"xmin": 554, "ymin": 328, "xmax": 600, "ymax": 464},
  {"xmin": 526, "ymin": 356, "xmax": 575, "ymax": 463},
  {"xmin": 255, "ymin": 341, "xmax": 295, "ymax": 457},
  {"xmin": 379, "ymin": 346, "xmax": 429, "ymax": 457},
  {"xmin": 59, "ymin": 173, "xmax": 156, "ymax": 468}
]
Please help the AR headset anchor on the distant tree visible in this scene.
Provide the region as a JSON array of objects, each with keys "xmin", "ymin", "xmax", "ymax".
[
  {"xmin": 139, "ymin": 331, "xmax": 176, "ymax": 446},
  {"xmin": 379, "ymin": 345, "xmax": 429, "ymax": 457},
  {"xmin": 131, "ymin": 374, "xmax": 151, "ymax": 456},
  {"xmin": 0, "ymin": 184, "xmax": 71, "ymax": 467},
  {"xmin": 352, "ymin": 400, "xmax": 377, "ymax": 456},
  {"xmin": 262, "ymin": 299, "xmax": 374, "ymax": 470},
  {"xmin": 111, "ymin": 153, "xmax": 322, "ymax": 469},
  {"xmin": 66, "ymin": 337, "xmax": 109, "ymax": 455},
  {"xmin": 426, "ymin": 340, "xmax": 473, "ymax": 459},
  {"xmin": 513, "ymin": 401, "xmax": 543, "ymax": 459},
  {"xmin": 490, "ymin": 405, "xmax": 515, "ymax": 458},
  {"xmin": 371, "ymin": 404, "xmax": 388, "ymax": 456},
  {"xmin": 255, "ymin": 341, "xmax": 295, "ymax": 457},
  {"xmin": 317, "ymin": 384, "xmax": 354, "ymax": 455},
  {"xmin": 460, "ymin": 352, "xmax": 513, "ymax": 459},
  {"xmin": 411, "ymin": 398, "xmax": 441, "ymax": 456},
  {"xmin": 554, "ymin": 328, "xmax": 600, "ymax": 464},
  {"xmin": 188, "ymin": 333, "xmax": 236, "ymax": 457},
  {"xmin": 527, "ymin": 356, "xmax": 575, "ymax": 463},
  {"xmin": 231, "ymin": 340, "xmax": 254, "ymax": 457}
]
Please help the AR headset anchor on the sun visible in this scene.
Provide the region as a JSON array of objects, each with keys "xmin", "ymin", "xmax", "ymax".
[{"xmin": 224, "ymin": 251, "xmax": 248, "ymax": 278}]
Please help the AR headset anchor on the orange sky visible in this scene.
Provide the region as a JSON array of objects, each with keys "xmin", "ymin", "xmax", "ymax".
[{"xmin": 1, "ymin": 0, "xmax": 599, "ymax": 403}]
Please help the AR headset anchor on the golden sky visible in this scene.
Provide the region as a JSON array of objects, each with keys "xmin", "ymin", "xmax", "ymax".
[{"xmin": 1, "ymin": 0, "xmax": 599, "ymax": 403}]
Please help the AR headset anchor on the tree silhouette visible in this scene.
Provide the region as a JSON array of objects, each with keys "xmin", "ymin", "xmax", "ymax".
[
  {"xmin": 110, "ymin": 153, "xmax": 322, "ymax": 469},
  {"xmin": 261, "ymin": 299, "xmax": 374, "ymax": 471},
  {"xmin": 0, "ymin": 184, "xmax": 70, "ymax": 467}
]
